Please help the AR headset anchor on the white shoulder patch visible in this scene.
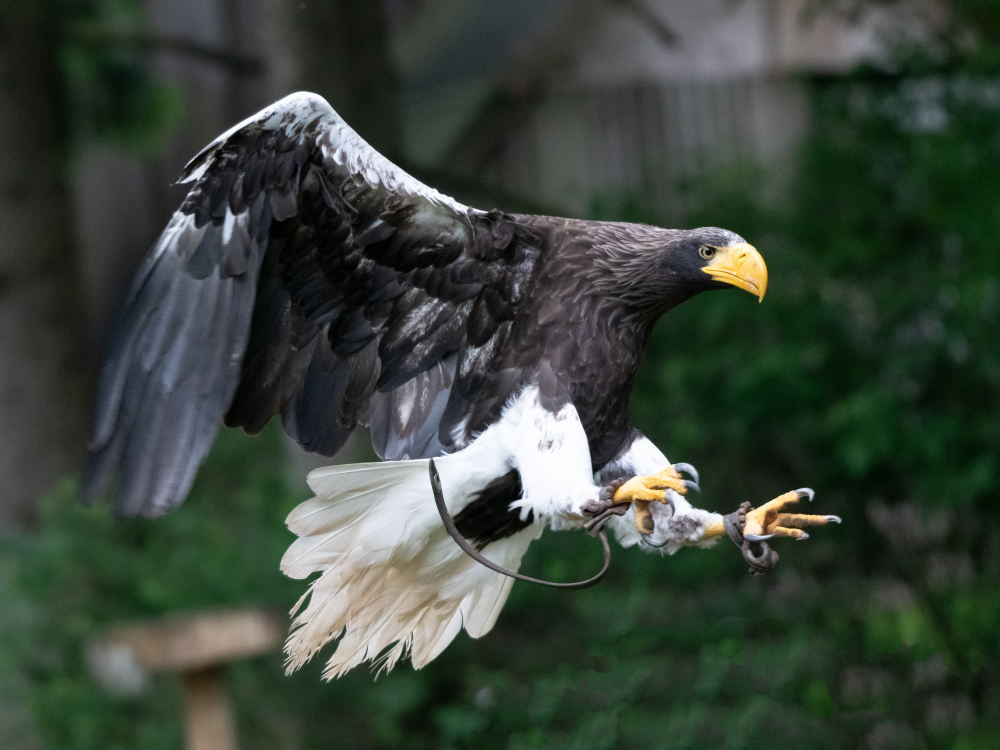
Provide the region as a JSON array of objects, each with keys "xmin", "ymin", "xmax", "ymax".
[
  {"xmin": 179, "ymin": 92, "xmax": 474, "ymax": 214},
  {"xmin": 487, "ymin": 387, "xmax": 600, "ymax": 527},
  {"xmin": 316, "ymin": 109, "xmax": 472, "ymax": 214}
]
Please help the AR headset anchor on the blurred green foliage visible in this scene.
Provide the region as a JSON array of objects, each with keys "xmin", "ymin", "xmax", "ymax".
[
  {"xmin": 5, "ymin": 6, "xmax": 1000, "ymax": 750},
  {"xmin": 56, "ymin": 0, "xmax": 180, "ymax": 155}
]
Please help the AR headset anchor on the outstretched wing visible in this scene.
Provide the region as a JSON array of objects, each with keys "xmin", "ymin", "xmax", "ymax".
[{"xmin": 83, "ymin": 92, "xmax": 542, "ymax": 518}]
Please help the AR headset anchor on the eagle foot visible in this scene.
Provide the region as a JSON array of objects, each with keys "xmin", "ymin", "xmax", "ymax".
[
  {"xmin": 743, "ymin": 488, "xmax": 840, "ymax": 542},
  {"xmin": 722, "ymin": 490, "xmax": 841, "ymax": 577},
  {"xmin": 612, "ymin": 463, "xmax": 700, "ymax": 535}
]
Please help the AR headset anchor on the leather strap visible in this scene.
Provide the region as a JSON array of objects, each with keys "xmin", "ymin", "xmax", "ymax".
[
  {"xmin": 429, "ymin": 459, "xmax": 611, "ymax": 590},
  {"xmin": 723, "ymin": 500, "xmax": 779, "ymax": 577}
]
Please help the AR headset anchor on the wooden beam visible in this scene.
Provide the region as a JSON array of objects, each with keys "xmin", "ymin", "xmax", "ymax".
[{"xmin": 92, "ymin": 608, "xmax": 284, "ymax": 674}]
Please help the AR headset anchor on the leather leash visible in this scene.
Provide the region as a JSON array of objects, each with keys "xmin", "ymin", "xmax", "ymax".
[{"xmin": 429, "ymin": 459, "xmax": 611, "ymax": 590}]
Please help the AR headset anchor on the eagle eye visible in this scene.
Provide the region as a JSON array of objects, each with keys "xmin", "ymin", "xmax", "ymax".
[{"xmin": 699, "ymin": 245, "xmax": 716, "ymax": 260}]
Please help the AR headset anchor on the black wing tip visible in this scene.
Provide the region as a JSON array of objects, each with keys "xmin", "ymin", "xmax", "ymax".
[
  {"xmin": 76, "ymin": 460, "xmax": 159, "ymax": 519},
  {"xmin": 79, "ymin": 447, "xmax": 111, "ymax": 506}
]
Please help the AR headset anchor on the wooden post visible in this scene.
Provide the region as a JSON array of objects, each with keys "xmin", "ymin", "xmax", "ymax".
[
  {"xmin": 87, "ymin": 608, "xmax": 284, "ymax": 750},
  {"xmin": 181, "ymin": 667, "xmax": 238, "ymax": 750}
]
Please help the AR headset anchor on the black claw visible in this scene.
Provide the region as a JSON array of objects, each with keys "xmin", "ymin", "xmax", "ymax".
[
  {"xmin": 682, "ymin": 479, "xmax": 701, "ymax": 494},
  {"xmin": 673, "ymin": 462, "xmax": 699, "ymax": 484},
  {"xmin": 641, "ymin": 536, "xmax": 670, "ymax": 549}
]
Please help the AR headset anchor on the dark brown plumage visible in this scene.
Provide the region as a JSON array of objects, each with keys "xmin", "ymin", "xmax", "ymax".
[{"xmin": 82, "ymin": 92, "xmax": 751, "ymax": 525}]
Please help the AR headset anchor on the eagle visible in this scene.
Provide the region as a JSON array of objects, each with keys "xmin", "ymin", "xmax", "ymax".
[{"xmin": 82, "ymin": 93, "xmax": 839, "ymax": 678}]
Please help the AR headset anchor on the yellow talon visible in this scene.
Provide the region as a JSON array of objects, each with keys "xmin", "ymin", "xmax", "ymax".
[
  {"xmin": 744, "ymin": 488, "xmax": 841, "ymax": 541},
  {"xmin": 613, "ymin": 466, "xmax": 692, "ymax": 535},
  {"xmin": 613, "ymin": 467, "xmax": 688, "ymax": 504}
]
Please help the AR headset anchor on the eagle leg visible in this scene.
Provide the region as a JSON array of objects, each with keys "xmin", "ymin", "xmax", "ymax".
[
  {"xmin": 611, "ymin": 464, "xmax": 700, "ymax": 535},
  {"xmin": 742, "ymin": 489, "xmax": 841, "ymax": 541}
]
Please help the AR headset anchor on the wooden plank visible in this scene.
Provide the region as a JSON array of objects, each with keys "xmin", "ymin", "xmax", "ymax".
[{"xmin": 93, "ymin": 608, "xmax": 284, "ymax": 674}]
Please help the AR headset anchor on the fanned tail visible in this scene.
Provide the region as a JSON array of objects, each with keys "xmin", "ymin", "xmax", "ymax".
[{"xmin": 281, "ymin": 453, "xmax": 540, "ymax": 678}]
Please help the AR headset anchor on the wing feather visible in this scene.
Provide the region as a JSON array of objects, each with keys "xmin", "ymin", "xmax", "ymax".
[{"xmin": 84, "ymin": 92, "xmax": 542, "ymax": 516}]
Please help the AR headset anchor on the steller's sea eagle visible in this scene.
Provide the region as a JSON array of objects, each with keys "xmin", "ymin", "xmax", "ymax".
[{"xmin": 82, "ymin": 93, "xmax": 840, "ymax": 678}]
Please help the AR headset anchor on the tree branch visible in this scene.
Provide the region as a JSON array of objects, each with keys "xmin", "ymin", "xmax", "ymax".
[
  {"xmin": 606, "ymin": 0, "xmax": 678, "ymax": 49},
  {"xmin": 69, "ymin": 30, "xmax": 266, "ymax": 77}
]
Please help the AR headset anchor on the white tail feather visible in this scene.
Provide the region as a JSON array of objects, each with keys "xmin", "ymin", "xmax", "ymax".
[{"xmin": 282, "ymin": 446, "xmax": 540, "ymax": 678}]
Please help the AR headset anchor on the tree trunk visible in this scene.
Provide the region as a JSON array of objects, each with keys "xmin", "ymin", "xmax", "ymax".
[
  {"xmin": 287, "ymin": 0, "xmax": 401, "ymax": 158},
  {"xmin": 0, "ymin": 0, "xmax": 86, "ymax": 528}
]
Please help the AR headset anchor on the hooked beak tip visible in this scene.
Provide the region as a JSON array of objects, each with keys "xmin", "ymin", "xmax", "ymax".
[{"xmin": 701, "ymin": 243, "xmax": 768, "ymax": 302}]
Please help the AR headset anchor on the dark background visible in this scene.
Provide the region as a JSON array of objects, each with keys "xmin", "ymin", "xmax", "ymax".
[{"xmin": 1, "ymin": 0, "xmax": 998, "ymax": 747}]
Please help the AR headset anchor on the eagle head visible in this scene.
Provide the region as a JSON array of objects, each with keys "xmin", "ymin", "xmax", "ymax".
[
  {"xmin": 658, "ymin": 227, "xmax": 768, "ymax": 303},
  {"xmin": 592, "ymin": 225, "xmax": 768, "ymax": 314}
]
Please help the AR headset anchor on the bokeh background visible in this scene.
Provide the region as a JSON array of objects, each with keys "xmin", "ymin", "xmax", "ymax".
[{"xmin": 1, "ymin": 0, "xmax": 999, "ymax": 747}]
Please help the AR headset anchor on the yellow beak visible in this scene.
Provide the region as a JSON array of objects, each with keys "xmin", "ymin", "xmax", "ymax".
[{"xmin": 701, "ymin": 243, "xmax": 768, "ymax": 302}]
